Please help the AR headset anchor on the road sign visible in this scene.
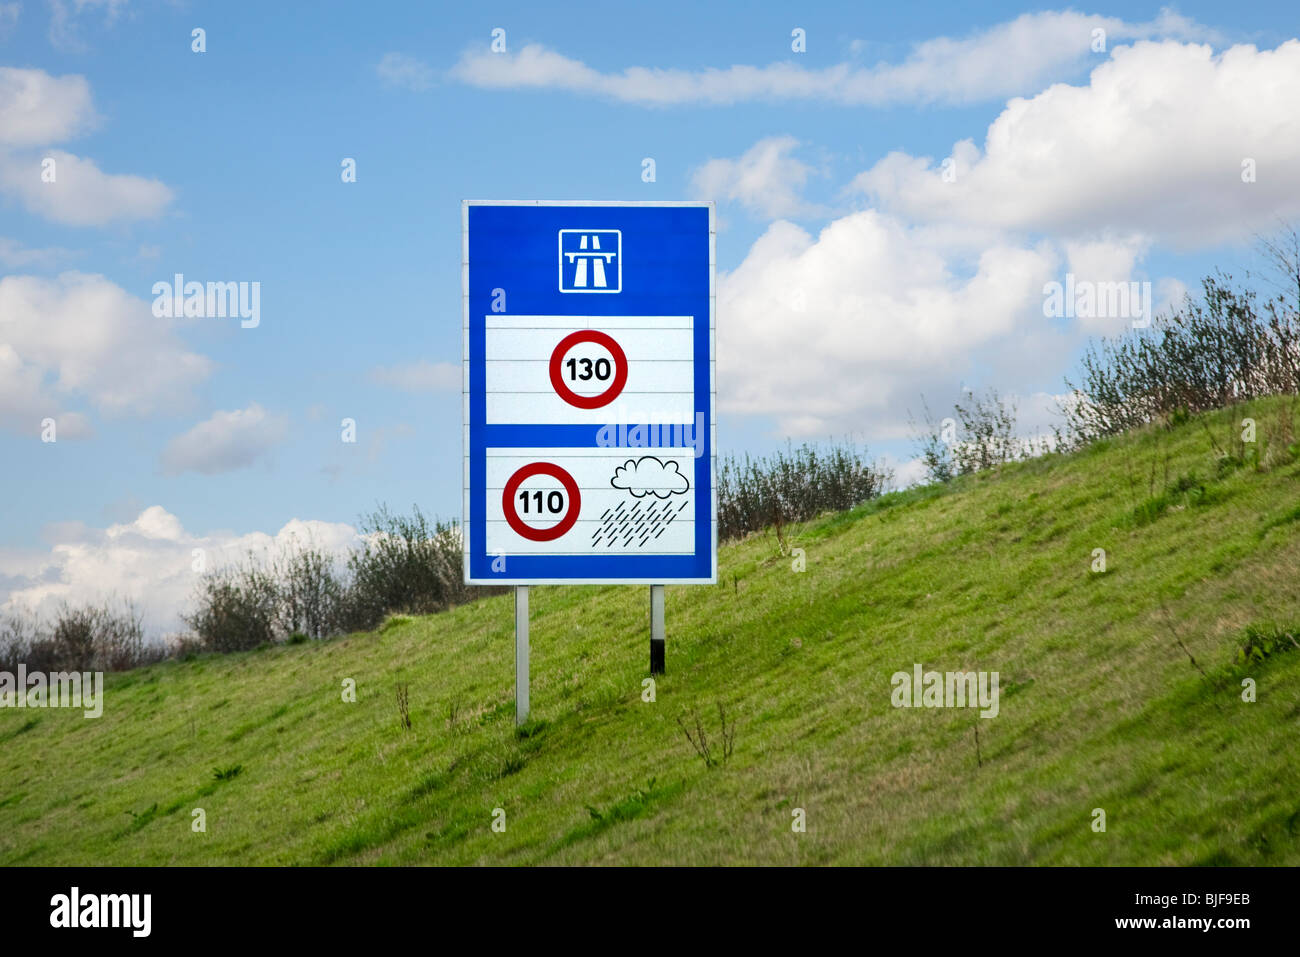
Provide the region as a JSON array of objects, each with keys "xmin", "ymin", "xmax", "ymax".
[{"xmin": 462, "ymin": 201, "xmax": 716, "ymax": 585}]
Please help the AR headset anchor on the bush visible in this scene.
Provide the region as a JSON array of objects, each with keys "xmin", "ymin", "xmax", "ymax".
[
  {"xmin": 0, "ymin": 601, "xmax": 148, "ymax": 672},
  {"xmin": 914, "ymin": 389, "xmax": 1051, "ymax": 484},
  {"xmin": 273, "ymin": 546, "xmax": 344, "ymax": 640},
  {"xmin": 717, "ymin": 441, "xmax": 889, "ymax": 541},
  {"xmin": 183, "ymin": 563, "xmax": 279, "ymax": 653},
  {"xmin": 0, "ymin": 610, "xmax": 40, "ymax": 673},
  {"xmin": 178, "ymin": 508, "xmax": 489, "ymax": 651},
  {"xmin": 1063, "ymin": 245, "xmax": 1300, "ymax": 446},
  {"xmin": 339, "ymin": 506, "xmax": 469, "ymax": 631}
]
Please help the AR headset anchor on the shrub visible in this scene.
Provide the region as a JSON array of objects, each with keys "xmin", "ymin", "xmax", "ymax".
[
  {"xmin": 273, "ymin": 546, "xmax": 344, "ymax": 640},
  {"xmin": 183, "ymin": 562, "xmax": 279, "ymax": 653},
  {"xmin": 1062, "ymin": 243, "xmax": 1300, "ymax": 447},
  {"xmin": 0, "ymin": 602, "xmax": 147, "ymax": 672},
  {"xmin": 913, "ymin": 389, "xmax": 1052, "ymax": 484},
  {"xmin": 179, "ymin": 507, "xmax": 491, "ymax": 650},
  {"xmin": 717, "ymin": 441, "xmax": 889, "ymax": 541},
  {"xmin": 0, "ymin": 610, "xmax": 40, "ymax": 673},
  {"xmin": 340, "ymin": 506, "xmax": 469, "ymax": 631}
]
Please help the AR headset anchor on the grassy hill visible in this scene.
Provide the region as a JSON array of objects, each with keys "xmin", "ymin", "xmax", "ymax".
[{"xmin": 3, "ymin": 397, "xmax": 1300, "ymax": 866}]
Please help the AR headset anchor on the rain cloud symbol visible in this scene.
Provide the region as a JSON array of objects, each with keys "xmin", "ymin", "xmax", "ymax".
[
  {"xmin": 593, "ymin": 456, "xmax": 690, "ymax": 549},
  {"xmin": 609, "ymin": 456, "xmax": 689, "ymax": 499}
]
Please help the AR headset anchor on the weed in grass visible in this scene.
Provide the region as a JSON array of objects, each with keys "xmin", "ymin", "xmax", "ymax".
[
  {"xmin": 561, "ymin": 778, "xmax": 686, "ymax": 849},
  {"xmin": 514, "ymin": 718, "xmax": 549, "ymax": 740},
  {"xmin": 676, "ymin": 703, "xmax": 736, "ymax": 769},
  {"xmin": 1258, "ymin": 503, "xmax": 1300, "ymax": 539},
  {"xmin": 396, "ymin": 683, "xmax": 412, "ymax": 731},
  {"xmin": 496, "ymin": 752, "xmax": 527, "ymax": 779},
  {"xmin": 123, "ymin": 803, "xmax": 159, "ymax": 834},
  {"xmin": 1235, "ymin": 623, "xmax": 1300, "ymax": 665}
]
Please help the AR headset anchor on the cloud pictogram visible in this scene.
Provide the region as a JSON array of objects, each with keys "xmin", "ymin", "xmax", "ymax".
[{"xmin": 609, "ymin": 456, "xmax": 690, "ymax": 499}]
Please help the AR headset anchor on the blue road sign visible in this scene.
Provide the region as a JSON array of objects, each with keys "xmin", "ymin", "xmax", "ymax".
[{"xmin": 462, "ymin": 201, "xmax": 716, "ymax": 585}]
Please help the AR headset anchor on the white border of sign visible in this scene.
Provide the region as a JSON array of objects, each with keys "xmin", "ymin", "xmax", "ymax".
[{"xmin": 461, "ymin": 200, "xmax": 717, "ymax": 585}]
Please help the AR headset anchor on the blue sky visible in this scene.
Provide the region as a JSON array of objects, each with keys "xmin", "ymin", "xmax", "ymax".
[{"xmin": 2, "ymin": 1, "xmax": 1298, "ymax": 632}]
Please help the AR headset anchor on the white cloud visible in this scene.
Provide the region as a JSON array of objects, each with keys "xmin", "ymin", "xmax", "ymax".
[
  {"xmin": 0, "ymin": 402, "xmax": 96, "ymax": 440},
  {"xmin": 881, "ymin": 453, "xmax": 928, "ymax": 490},
  {"xmin": 0, "ymin": 271, "xmax": 211, "ymax": 432},
  {"xmin": 376, "ymin": 52, "xmax": 435, "ymax": 92},
  {"xmin": 0, "ymin": 506, "xmax": 360, "ymax": 636},
  {"xmin": 1062, "ymin": 236, "xmax": 1149, "ymax": 286},
  {"xmin": 450, "ymin": 11, "xmax": 1210, "ymax": 107},
  {"xmin": 369, "ymin": 359, "xmax": 460, "ymax": 392},
  {"xmin": 160, "ymin": 404, "xmax": 290, "ymax": 476},
  {"xmin": 717, "ymin": 211, "xmax": 1065, "ymax": 436},
  {"xmin": 852, "ymin": 40, "xmax": 1300, "ymax": 247},
  {"xmin": 0, "ymin": 69, "xmax": 173, "ymax": 228},
  {"xmin": 0, "ymin": 67, "xmax": 96, "ymax": 146},
  {"xmin": 691, "ymin": 136, "xmax": 823, "ymax": 219},
  {"xmin": 0, "ymin": 148, "xmax": 172, "ymax": 225},
  {"xmin": 0, "ymin": 341, "xmax": 57, "ymax": 433}
]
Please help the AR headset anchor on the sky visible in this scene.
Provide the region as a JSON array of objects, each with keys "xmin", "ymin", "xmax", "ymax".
[{"xmin": 2, "ymin": 1, "xmax": 1299, "ymax": 634}]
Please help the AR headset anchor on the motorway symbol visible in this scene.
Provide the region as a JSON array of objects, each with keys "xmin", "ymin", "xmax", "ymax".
[{"xmin": 559, "ymin": 229, "xmax": 621, "ymax": 293}]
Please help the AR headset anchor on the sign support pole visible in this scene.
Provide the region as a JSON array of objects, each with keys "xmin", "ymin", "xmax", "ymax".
[
  {"xmin": 515, "ymin": 585, "xmax": 529, "ymax": 726},
  {"xmin": 650, "ymin": 584, "xmax": 665, "ymax": 675}
]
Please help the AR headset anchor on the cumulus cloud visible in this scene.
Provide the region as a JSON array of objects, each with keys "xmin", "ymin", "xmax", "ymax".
[
  {"xmin": 0, "ymin": 506, "xmax": 360, "ymax": 636},
  {"xmin": 718, "ymin": 211, "xmax": 1069, "ymax": 435},
  {"xmin": 691, "ymin": 136, "xmax": 823, "ymax": 219},
  {"xmin": 852, "ymin": 40, "xmax": 1300, "ymax": 247},
  {"xmin": 0, "ymin": 68, "xmax": 173, "ymax": 227},
  {"xmin": 450, "ymin": 10, "xmax": 1210, "ymax": 107},
  {"xmin": 369, "ymin": 359, "xmax": 460, "ymax": 392},
  {"xmin": 0, "ymin": 342, "xmax": 57, "ymax": 433},
  {"xmin": 0, "ymin": 67, "xmax": 97, "ymax": 146},
  {"xmin": 611, "ymin": 456, "xmax": 690, "ymax": 498},
  {"xmin": 376, "ymin": 52, "xmax": 435, "ymax": 91},
  {"xmin": 160, "ymin": 404, "xmax": 290, "ymax": 476},
  {"xmin": 0, "ymin": 271, "xmax": 211, "ymax": 433},
  {"xmin": 0, "ymin": 149, "xmax": 172, "ymax": 226}
]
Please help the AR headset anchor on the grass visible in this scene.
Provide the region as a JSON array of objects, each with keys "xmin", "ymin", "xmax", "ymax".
[{"xmin": 2, "ymin": 397, "xmax": 1300, "ymax": 865}]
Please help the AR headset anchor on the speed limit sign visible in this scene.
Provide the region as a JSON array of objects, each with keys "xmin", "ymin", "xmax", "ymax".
[
  {"xmin": 462, "ymin": 201, "xmax": 716, "ymax": 585},
  {"xmin": 501, "ymin": 462, "xmax": 581, "ymax": 542},
  {"xmin": 548, "ymin": 330, "xmax": 628, "ymax": 409}
]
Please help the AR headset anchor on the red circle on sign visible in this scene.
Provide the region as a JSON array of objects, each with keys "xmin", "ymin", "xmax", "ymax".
[
  {"xmin": 502, "ymin": 462, "xmax": 581, "ymax": 542},
  {"xmin": 549, "ymin": 330, "xmax": 628, "ymax": 409}
]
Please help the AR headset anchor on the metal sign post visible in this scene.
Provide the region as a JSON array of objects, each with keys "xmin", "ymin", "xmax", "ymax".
[
  {"xmin": 650, "ymin": 584, "xmax": 665, "ymax": 674},
  {"xmin": 515, "ymin": 585, "xmax": 529, "ymax": 726}
]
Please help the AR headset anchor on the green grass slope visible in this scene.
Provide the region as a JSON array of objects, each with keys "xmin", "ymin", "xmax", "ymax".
[{"xmin": 3, "ymin": 398, "xmax": 1300, "ymax": 866}]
